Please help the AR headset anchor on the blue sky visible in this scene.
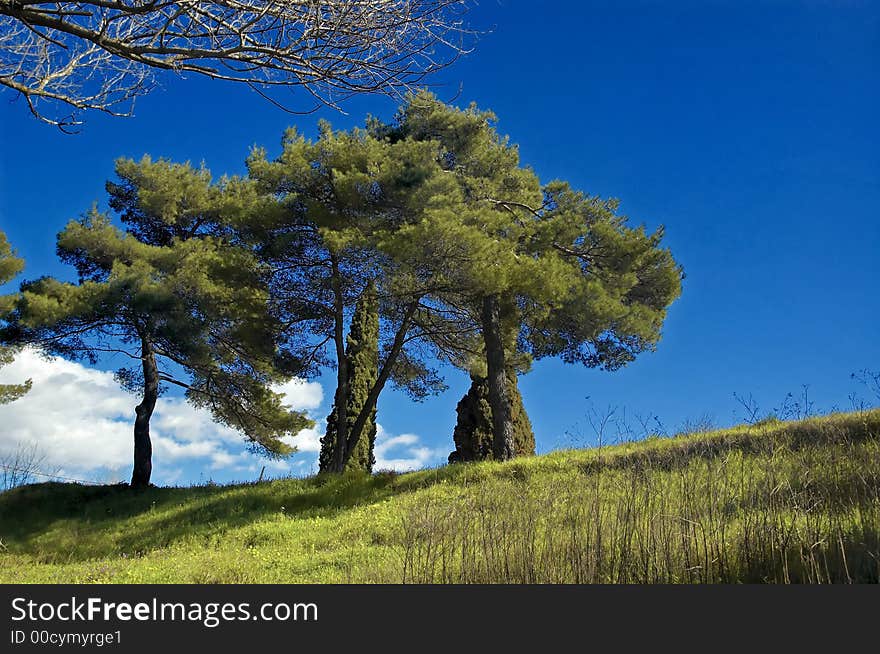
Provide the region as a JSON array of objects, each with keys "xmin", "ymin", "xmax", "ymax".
[{"xmin": 0, "ymin": 2, "xmax": 878, "ymax": 485}]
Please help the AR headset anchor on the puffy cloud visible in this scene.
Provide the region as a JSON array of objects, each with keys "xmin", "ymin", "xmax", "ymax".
[
  {"xmin": 373, "ymin": 425, "xmax": 445, "ymax": 472},
  {"xmin": 280, "ymin": 422, "xmax": 445, "ymax": 473},
  {"xmin": 283, "ymin": 423, "xmax": 322, "ymax": 453},
  {"xmin": 275, "ymin": 378, "xmax": 323, "ymax": 412}
]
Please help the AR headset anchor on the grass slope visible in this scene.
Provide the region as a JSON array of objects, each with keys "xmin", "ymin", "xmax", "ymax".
[{"xmin": 1, "ymin": 409, "xmax": 878, "ymax": 583}]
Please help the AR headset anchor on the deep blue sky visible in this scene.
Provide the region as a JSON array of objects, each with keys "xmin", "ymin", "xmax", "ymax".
[{"xmin": 1, "ymin": 1, "xmax": 878, "ymax": 478}]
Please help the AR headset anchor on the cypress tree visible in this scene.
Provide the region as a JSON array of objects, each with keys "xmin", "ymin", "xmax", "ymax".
[
  {"xmin": 320, "ymin": 282, "xmax": 380, "ymax": 472},
  {"xmin": 448, "ymin": 371, "xmax": 535, "ymax": 463}
]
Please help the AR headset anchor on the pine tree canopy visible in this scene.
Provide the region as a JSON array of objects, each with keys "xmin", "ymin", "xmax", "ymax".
[
  {"xmin": 238, "ymin": 92, "xmax": 681, "ymax": 467},
  {"xmin": 243, "ymin": 120, "xmax": 489, "ymax": 470},
  {"xmin": 380, "ymin": 91, "xmax": 683, "ymax": 374}
]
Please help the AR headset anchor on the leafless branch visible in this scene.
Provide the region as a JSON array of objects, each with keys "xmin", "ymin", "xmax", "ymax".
[{"xmin": 0, "ymin": 0, "xmax": 475, "ymax": 130}]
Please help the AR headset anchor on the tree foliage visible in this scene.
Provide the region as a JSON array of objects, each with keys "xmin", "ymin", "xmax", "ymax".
[
  {"xmin": 1, "ymin": 92, "xmax": 684, "ymax": 480},
  {"xmin": 0, "ymin": 230, "xmax": 32, "ymax": 404},
  {"xmin": 241, "ymin": 92, "xmax": 682, "ymax": 469},
  {"xmin": 244, "ymin": 120, "xmax": 474, "ymax": 472}
]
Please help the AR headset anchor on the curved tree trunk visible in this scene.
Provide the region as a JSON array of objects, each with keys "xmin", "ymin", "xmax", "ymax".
[
  {"xmin": 131, "ymin": 334, "xmax": 158, "ymax": 488},
  {"xmin": 481, "ymin": 294, "xmax": 515, "ymax": 461}
]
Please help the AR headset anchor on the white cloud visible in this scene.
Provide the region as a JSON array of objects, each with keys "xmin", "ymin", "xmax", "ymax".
[
  {"xmin": 0, "ymin": 348, "xmax": 324, "ymax": 485},
  {"xmin": 283, "ymin": 423, "xmax": 322, "ymax": 453},
  {"xmin": 373, "ymin": 424, "xmax": 445, "ymax": 472},
  {"xmin": 275, "ymin": 378, "xmax": 323, "ymax": 412}
]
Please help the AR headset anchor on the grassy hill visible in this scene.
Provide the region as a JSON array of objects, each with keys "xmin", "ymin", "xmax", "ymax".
[{"xmin": 1, "ymin": 409, "xmax": 878, "ymax": 584}]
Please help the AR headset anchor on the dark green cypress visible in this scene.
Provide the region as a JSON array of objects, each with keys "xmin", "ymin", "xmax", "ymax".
[
  {"xmin": 448, "ymin": 371, "xmax": 535, "ymax": 463},
  {"xmin": 319, "ymin": 282, "xmax": 380, "ymax": 472}
]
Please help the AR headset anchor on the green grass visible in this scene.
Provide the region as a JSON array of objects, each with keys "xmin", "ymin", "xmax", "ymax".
[{"xmin": 1, "ymin": 409, "xmax": 879, "ymax": 583}]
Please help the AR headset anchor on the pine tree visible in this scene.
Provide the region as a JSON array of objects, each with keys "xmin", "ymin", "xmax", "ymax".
[
  {"xmin": 448, "ymin": 372, "xmax": 534, "ymax": 463},
  {"xmin": 385, "ymin": 92, "xmax": 683, "ymax": 461},
  {"xmin": 320, "ymin": 282, "xmax": 380, "ymax": 472},
  {"xmin": 0, "ymin": 231, "xmax": 31, "ymax": 404},
  {"xmin": 3, "ymin": 176, "xmax": 311, "ymax": 487}
]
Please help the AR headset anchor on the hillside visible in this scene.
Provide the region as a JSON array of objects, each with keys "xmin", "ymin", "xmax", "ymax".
[{"xmin": 1, "ymin": 409, "xmax": 878, "ymax": 584}]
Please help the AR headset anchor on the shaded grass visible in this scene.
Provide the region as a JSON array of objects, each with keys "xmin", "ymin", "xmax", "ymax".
[{"xmin": 1, "ymin": 409, "xmax": 878, "ymax": 583}]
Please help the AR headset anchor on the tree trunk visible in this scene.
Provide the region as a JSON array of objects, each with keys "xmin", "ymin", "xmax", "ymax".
[
  {"xmin": 329, "ymin": 359, "xmax": 350, "ymax": 473},
  {"xmin": 131, "ymin": 334, "xmax": 158, "ymax": 488},
  {"xmin": 481, "ymin": 294, "xmax": 515, "ymax": 461}
]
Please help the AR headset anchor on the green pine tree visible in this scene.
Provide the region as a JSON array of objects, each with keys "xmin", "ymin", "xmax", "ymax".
[
  {"xmin": 320, "ymin": 282, "xmax": 380, "ymax": 472},
  {"xmin": 386, "ymin": 92, "xmax": 683, "ymax": 461},
  {"xmin": 449, "ymin": 371, "xmax": 534, "ymax": 463},
  {"xmin": 4, "ymin": 194, "xmax": 311, "ymax": 487}
]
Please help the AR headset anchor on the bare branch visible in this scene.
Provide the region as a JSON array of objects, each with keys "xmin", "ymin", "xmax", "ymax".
[{"xmin": 0, "ymin": 1, "xmax": 476, "ymax": 129}]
